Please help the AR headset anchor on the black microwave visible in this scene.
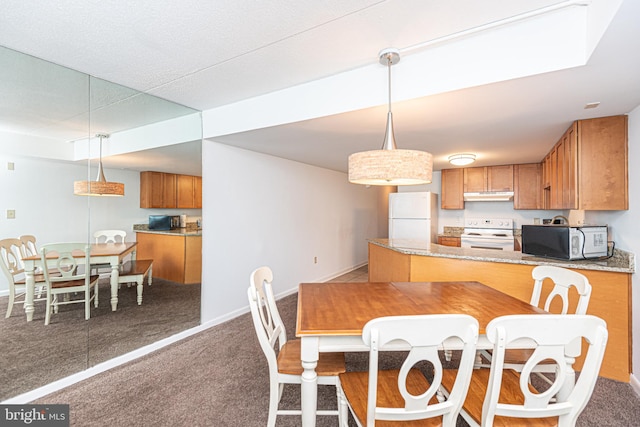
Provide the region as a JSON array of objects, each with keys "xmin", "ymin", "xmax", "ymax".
[
  {"xmin": 148, "ymin": 215, "xmax": 172, "ymax": 230},
  {"xmin": 521, "ymin": 225, "xmax": 608, "ymax": 260}
]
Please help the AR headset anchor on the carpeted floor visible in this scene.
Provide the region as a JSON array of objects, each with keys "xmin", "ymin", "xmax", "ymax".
[
  {"xmin": 0, "ymin": 278, "xmax": 200, "ymax": 401},
  {"xmin": 29, "ymin": 282, "xmax": 640, "ymax": 426}
]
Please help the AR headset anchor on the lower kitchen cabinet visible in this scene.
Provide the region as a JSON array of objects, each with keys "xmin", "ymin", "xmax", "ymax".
[
  {"xmin": 136, "ymin": 232, "xmax": 202, "ymax": 284},
  {"xmin": 437, "ymin": 236, "xmax": 461, "ymax": 247}
]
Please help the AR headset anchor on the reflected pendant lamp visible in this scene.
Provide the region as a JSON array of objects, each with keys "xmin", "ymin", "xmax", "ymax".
[
  {"xmin": 73, "ymin": 134, "xmax": 125, "ymax": 196},
  {"xmin": 348, "ymin": 48, "xmax": 432, "ymax": 186}
]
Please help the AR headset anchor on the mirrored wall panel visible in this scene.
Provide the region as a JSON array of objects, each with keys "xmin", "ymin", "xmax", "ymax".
[{"xmin": 0, "ymin": 45, "xmax": 202, "ymax": 400}]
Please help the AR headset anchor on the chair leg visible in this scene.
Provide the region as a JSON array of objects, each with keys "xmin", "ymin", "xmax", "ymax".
[
  {"xmin": 6, "ymin": 287, "xmax": 15, "ymax": 318},
  {"xmin": 336, "ymin": 383, "xmax": 349, "ymax": 427},
  {"xmin": 94, "ymin": 282, "xmax": 99, "ymax": 308},
  {"xmin": 45, "ymin": 293, "xmax": 53, "ymax": 325},
  {"xmin": 148, "ymin": 266, "xmax": 153, "ymax": 286},
  {"xmin": 267, "ymin": 380, "xmax": 281, "ymax": 427}
]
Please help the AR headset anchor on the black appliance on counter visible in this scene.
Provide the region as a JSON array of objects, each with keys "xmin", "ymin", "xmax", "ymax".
[
  {"xmin": 521, "ymin": 225, "xmax": 608, "ymax": 260},
  {"xmin": 148, "ymin": 215, "xmax": 172, "ymax": 230}
]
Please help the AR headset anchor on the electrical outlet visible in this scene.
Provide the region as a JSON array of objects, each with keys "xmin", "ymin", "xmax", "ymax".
[
  {"xmin": 314, "ymin": 256, "xmax": 318, "ymax": 264},
  {"xmin": 7, "ymin": 209, "xmax": 16, "ymax": 219},
  {"xmin": 7, "ymin": 162, "xmax": 14, "ymax": 171}
]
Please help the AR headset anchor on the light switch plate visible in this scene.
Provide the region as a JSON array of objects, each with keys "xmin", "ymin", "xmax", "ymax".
[{"xmin": 7, "ymin": 209, "xmax": 15, "ymax": 219}]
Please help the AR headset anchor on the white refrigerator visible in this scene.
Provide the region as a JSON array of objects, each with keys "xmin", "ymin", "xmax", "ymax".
[{"xmin": 388, "ymin": 192, "xmax": 438, "ymax": 243}]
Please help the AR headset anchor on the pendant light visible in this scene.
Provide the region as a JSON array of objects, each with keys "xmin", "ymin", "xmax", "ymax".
[
  {"xmin": 348, "ymin": 48, "xmax": 432, "ymax": 186},
  {"xmin": 74, "ymin": 134, "xmax": 125, "ymax": 196}
]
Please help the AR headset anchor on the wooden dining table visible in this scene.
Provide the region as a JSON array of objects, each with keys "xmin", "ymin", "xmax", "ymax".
[
  {"xmin": 21, "ymin": 242, "xmax": 138, "ymax": 322},
  {"xmin": 295, "ymin": 280, "xmax": 549, "ymax": 427}
]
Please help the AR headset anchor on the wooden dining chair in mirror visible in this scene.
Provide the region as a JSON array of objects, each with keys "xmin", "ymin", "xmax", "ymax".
[
  {"xmin": 1, "ymin": 238, "xmax": 49, "ymax": 318},
  {"xmin": 338, "ymin": 314, "xmax": 479, "ymax": 427},
  {"xmin": 92, "ymin": 230, "xmax": 128, "ymax": 277},
  {"xmin": 248, "ymin": 266, "xmax": 347, "ymax": 427},
  {"xmin": 19, "ymin": 235, "xmax": 38, "ymax": 259},
  {"xmin": 442, "ymin": 314, "xmax": 608, "ymax": 427},
  {"xmin": 40, "ymin": 243, "xmax": 100, "ymax": 325},
  {"xmin": 19, "ymin": 235, "xmax": 57, "ymax": 298}
]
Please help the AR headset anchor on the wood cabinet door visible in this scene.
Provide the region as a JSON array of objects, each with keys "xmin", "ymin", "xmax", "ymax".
[
  {"xmin": 194, "ymin": 176, "xmax": 202, "ymax": 208},
  {"xmin": 177, "ymin": 175, "xmax": 195, "ymax": 208},
  {"xmin": 437, "ymin": 236, "xmax": 461, "ymax": 247},
  {"xmin": 441, "ymin": 168, "xmax": 464, "ymax": 209},
  {"xmin": 578, "ymin": 115, "xmax": 628, "ymax": 210},
  {"xmin": 463, "ymin": 167, "xmax": 486, "ymax": 192},
  {"xmin": 563, "ymin": 124, "xmax": 578, "ymax": 209},
  {"xmin": 514, "ymin": 163, "xmax": 541, "ymax": 209},
  {"xmin": 487, "ymin": 165, "xmax": 514, "ymax": 191},
  {"xmin": 140, "ymin": 171, "xmax": 165, "ymax": 208},
  {"xmin": 549, "ymin": 145, "xmax": 559, "ymax": 209},
  {"xmin": 162, "ymin": 173, "xmax": 177, "ymax": 208}
]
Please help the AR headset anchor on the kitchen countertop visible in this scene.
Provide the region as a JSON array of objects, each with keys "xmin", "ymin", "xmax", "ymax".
[
  {"xmin": 370, "ymin": 238, "xmax": 635, "ymax": 274},
  {"xmin": 134, "ymin": 224, "xmax": 202, "ymax": 237}
]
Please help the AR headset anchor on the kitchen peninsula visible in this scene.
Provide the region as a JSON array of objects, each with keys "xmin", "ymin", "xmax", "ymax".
[
  {"xmin": 369, "ymin": 239, "xmax": 635, "ymax": 382},
  {"xmin": 135, "ymin": 227, "xmax": 202, "ymax": 284}
]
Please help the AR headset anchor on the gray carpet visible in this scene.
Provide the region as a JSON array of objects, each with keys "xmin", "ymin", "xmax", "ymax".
[
  {"xmin": 25, "ymin": 293, "xmax": 640, "ymax": 427},
  {"xmin": 0, "ymin": 278, "xmax": 200, "ymax": 401}
]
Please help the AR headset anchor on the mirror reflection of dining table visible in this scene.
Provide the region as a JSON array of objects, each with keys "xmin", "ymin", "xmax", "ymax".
[
  {"xmin": 295, "ymin": 280, "xmax": 549, "ymax": 427},
  {"xmin": 21, "ymin": 242, "xmax": 138, "ymax": 321}
]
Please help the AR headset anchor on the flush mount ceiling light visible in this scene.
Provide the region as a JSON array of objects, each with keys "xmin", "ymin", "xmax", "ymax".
[
  {"xmin": 74, "ymin": 134, "xmax": 125, "ymax": 197},
  {"xmin": 348, "ymin": 48, "xmax": 432, "ymax": 186},
  {"xmin": 448, "ymin": 153, "xmax": 477, "ymax": 166}
]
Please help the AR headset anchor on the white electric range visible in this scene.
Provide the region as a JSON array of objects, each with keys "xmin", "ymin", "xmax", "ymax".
[{"xmin": 460, "ymin": 217, "xmax": 515, "ymax": 251}]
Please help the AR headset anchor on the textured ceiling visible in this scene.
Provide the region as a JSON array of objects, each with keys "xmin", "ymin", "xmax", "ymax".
[{"xmin": 1, "ymin": 0, "xmax": 639, "ymax": 175}]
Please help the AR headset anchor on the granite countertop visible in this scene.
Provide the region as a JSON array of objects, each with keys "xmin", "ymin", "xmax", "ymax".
[
  {"xmin": 370, "ymin": 238, "xmax": 635, "ymax": 274},
  {"xmin": 134, "ymin": 224, "xmax": 202, "ymax": 237}
]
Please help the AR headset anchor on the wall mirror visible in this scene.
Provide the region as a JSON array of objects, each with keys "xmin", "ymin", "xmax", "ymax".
[{"xmin": 0, "ymin": 45, "xmax": 202, "ymax": 400}]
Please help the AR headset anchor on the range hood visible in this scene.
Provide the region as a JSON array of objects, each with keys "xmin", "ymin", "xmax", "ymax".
[{"xmin": 463, "ymin": 191, "xmax": 514, "ymax": 202}]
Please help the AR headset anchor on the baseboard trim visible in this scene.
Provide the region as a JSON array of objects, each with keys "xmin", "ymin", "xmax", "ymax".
[{"xmin": 630, "ymin": 373, "xmax": 640, "ymax": 397}]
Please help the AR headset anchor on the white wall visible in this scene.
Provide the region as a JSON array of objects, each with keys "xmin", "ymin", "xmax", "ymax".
[
  {"xmin": 200, "ymin": 141, "xmax": 381, "ymax": 324},
  {"xmin": 586, "ymin": 108, "xmax": 639, "ymax": 385},
  {"xmin": 0, "ymin": 155, "xmax": 201, "ymax": 293}
]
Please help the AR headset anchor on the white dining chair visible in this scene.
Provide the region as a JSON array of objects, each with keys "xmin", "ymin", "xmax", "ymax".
[
  {"xmin": 92, "ymin": 230, "xmax": 127, "ymax": 277},
  {"xmin": 247, "ymin": 266, "xmax": 347, "ymax": 427},
  {"xmin": 338, "ymin": 314, "xmax": 479, "ymax": 427},
  {"xmin": 40, "ymin": 243, "xmax": 100, "ymax": 325},
  {"xmin": 478, "ymin": 265, "xmax": 592, "ymax": 384},
  {"xmin": 442, "ymin": 314, "xmax": 608, "ymax": 427},
  {"xmin": 1, "ymin": 238, "xmax": 51, "ymax": 318},
  {"xmin": 94, "ymin": 230, "xmax": 127, "ymax": 244}
]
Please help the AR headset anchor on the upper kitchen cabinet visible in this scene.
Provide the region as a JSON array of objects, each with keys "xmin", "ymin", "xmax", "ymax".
[
  {"xmin": 141, "ymin": 171, "xmax": 202, "ymax": 209},
  {"xmin": 513, "ymin": 163, "xmax": 542, "ymax": 209},
  {"xmin": 543, "ymin": 115, "xmax": 627, "ymax": 210},
  {"xmin": 177, "ymin": 174, "xmax": 203, "ymax": 209},
  {"xmin": 463, "ymin": 165, "xmax": 514, "ymax": 192},
  {"xmin": 441, "ymin": 168, "xmax": 464, "ymax": 209}
]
